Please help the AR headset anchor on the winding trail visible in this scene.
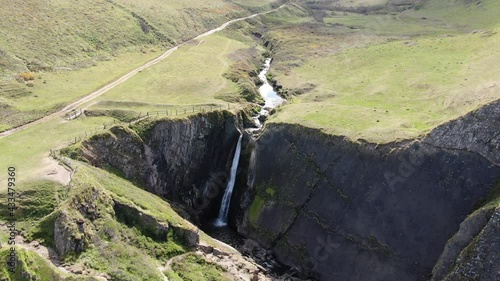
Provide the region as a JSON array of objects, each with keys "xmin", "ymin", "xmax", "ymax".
[{"xmin": 0, "ymin": 3, "xmax": 287, "ymax": 139}]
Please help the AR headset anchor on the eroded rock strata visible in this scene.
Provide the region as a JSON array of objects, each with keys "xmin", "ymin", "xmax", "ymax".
[
  {"xmin": 79, "ymin": 100, "xmax": 500, "ymax": 281},
  {"xmin": 237, "ymin": 100, "xmax": 500, "ymax": 281}
]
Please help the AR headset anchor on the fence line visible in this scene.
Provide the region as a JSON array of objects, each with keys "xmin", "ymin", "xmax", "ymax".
[{"xmin": 62, "ymin": 103, "xmax": 233, "ymax": 146}]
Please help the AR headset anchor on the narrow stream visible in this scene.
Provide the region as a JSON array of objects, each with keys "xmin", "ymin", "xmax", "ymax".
[{"xmin": 252, "ymin": 58, "xmax": 285, "ymax": 128}]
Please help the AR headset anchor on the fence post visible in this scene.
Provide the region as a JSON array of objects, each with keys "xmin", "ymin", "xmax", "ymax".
[
  {"xmin": 193, "ymin": 106, "xmax": 195, "ymax": 113},
  {"xmin": 147, "ymin": 112, "xmax": 149, "ymax": 117},
  {"xmin": 139, "ymin": 112, "xmax": 142, "ymax": 118},
  {"xmin": 184, "ymin": 108, "xmax": 186, "ymax": 114},
  {"xmin": 157, "ymin": 111, "xmax": 159, "ymax": 116},
  {"xmin": 176, "ymin": 110, "xmax": 178, "ymax": 115}
]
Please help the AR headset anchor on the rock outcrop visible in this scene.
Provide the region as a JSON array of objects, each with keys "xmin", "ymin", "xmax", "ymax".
[
  {"xmin": 54, "ymin": 210, "xmax": 85, "ymax": 257},
  {"xmin": 432, "ymin": 204, "xmax": 500, "ymax": 281},
  {"xmin": 76, "ymin": 101, "xmax": 500, "ymax": 281},
  {"xmin": 80, "ymin": 111, "xmax": 243, "ymax": 219},
  {"xmin": 237, "ymin": 100, "xmax": 500, "ymax": 281}
]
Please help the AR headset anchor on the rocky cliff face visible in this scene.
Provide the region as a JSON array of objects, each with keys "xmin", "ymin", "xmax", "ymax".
[
  {"xmin": 432, "ymin": 204, "xmax": 500, "ymax": 281},
  {"xmin": 237, "ymin": 100, "xmax": 500, "ymax": 281},
  {"xmin": 80, "ymin": 111, "xmax": 243, "ymax": 219},
  {"xmin": 77, "ymin": 102, "xmax": 500, "ymax": 281}
]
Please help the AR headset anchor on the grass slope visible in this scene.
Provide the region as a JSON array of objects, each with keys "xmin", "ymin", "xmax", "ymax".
[
  {"xmin": 0, "ymin": 0, "xmax": 277, "ymax": 131},
  {"xmin": 261, "ymin": 0, "xmax": 500, "ymax": 142},
  {"xmin": 166, "ymin": 253, "xmax": 231, "ymax": 281},
  {"xmin": 92, "ymin": 34, "xmax": 254, "ymax": 111},
  {"xmin": 0, "ymin": 247, "xmax": 92, "ymax": 281},
  {"xmin": 0, "ymin": 51, "xmax": 160, "ymax": 131}
]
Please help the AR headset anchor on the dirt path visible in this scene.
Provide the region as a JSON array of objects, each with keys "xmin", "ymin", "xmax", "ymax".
[
  {"xmin": 0, "ymin": 3, "xmax": 287, "ymax": 140},
  {"xmin": 40, "ymin": 156, "xmax": 72, "ymax": 186},
  {"xmin": 0, "ymin": 224, "xmax": 68, "ymax": 273},
  {"xmin": 0, "ymin": 224, "xmax": 111, "ymax": 280}
]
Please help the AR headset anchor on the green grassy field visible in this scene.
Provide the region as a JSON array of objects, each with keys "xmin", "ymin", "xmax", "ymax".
[
  {"xmin": 0, "ymin": 248, "xmax": 77, "ymax": 281},
  {"xmin": 112, "ymin": 0, "xmax": 251, "ymax": 42},
  {"xmin": 0, "ymin": 51, "xmax": 160, "ymax": 130},
  {"xmin": 0, "ymin": 0, "xmax": 262, "ymax": 75},
  {"xmin": 166, "ymin": 253, "xmax": 231, "ymax": 281},
  {"xmin": 91, "ymin": 34, "xmax": 253, "ymax": 111},
  {"xmin": 0, "ymin": 114, "xmax": 116, "ymax": 187},
  {"xmin": 413, "ymin": 0, "xmax": 500, "ymax": 29},
  {"xmin": 261, "ymin": 0, "xmax": 500, "ymax": 143},
  {"xmin": 0, "ymin": 0, "xmax": 275, "ymax": 132}
]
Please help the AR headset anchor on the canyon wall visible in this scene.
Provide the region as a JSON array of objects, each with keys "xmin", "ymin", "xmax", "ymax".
[
  {"xmin": 79, "ymin": 111, "xmax": 243, "ymax": 219},
  {"xmin": 77, "ymin": 100, "xmax": 500, "ymax": 281},
  {"xmin": 237, "ymin": 100, "xmax": 500, "ymax": 281}
]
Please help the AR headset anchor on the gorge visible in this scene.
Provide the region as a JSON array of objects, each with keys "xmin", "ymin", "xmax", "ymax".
[
  {"xmin": 76, "ymin": 96, "xmax": 500, "ymax": 280},
  {"xmin": 1, "ymin": 0, "xmax": 500, "ymax": 280}
]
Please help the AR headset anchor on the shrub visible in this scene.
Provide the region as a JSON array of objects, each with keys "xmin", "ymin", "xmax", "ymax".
[{"xmin": 18, "ymin": 72, "xmax": 36, "ymax": 81}]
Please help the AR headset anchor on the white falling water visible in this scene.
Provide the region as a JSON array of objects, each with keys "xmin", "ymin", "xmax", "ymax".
[{"xmin": 214, "ymin": 134, "xmax": 243, "ymax": 227}]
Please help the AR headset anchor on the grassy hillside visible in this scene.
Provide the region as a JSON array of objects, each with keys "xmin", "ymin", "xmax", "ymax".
[
  {"xmin": 0, "ymin": 0, "xmax": 263, "ymax": 74},
  {"xmin": 0, "ymin": 159, "xmax": 228, "ymax": 280},
  {"xmin": 0, "ymin": 27, "xmax": 263, "ymax": 189},
  {"xmin": 258, "ymin": 0, "xmax": 500, "ymax": 142},
  {"xmin": 0, "ymin": 247, "xmax": 91, "ymax": 281},
  {"xmin": 91, "ymin": 34, "xmax": 257, "ymax": 113},
  {"xmin": 0, "ymin": 0, "xmax": 278, "ymax": 132}
]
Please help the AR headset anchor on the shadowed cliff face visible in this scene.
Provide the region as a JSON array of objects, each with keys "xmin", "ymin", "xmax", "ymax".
[
  {"xmin": 432, "ymin": 205, "xmax": 500, "ymax": 281},
  {"xmin": 237, "ymin": 100, "xmax": 500, "ymax": 281},
  {"xmin": 80, "ymin": 111, "xmax": 242, "ymax": 220},
  {"xmin": 78, "ymin": 101, "xmax": 500, "ymax": 281}
]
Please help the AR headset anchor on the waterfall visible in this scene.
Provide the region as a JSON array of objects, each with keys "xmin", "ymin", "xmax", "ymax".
[{"xmin": 214, "ymin": 134, "xmax": 243, "ymax": 227}]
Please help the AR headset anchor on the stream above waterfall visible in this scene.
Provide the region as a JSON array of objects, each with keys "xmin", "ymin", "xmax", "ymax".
[{"xmin": 252, "ymin": 58, "xmax": 285, "ymax": 127}]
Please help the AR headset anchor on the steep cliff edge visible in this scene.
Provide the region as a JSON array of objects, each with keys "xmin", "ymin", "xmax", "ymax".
[
  {"xmin": 237, "ymin": 100, "xmax": 500, "ymax": 281},
  {"xmin": 431, "ymin": 203, "xmax": 500, "ymax": 281},
  {"xmin": 77, "ymin": 111, "xmax": 244, "ymax": 220},
  {"xmin": 73, "ymin": 101, "xmax": 500, "ymax": 280}
]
